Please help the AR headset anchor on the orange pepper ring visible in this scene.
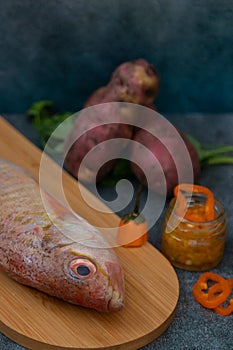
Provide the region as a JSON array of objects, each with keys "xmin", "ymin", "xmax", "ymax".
[
  {"xmin": 213, "ymin": 278, "xmax": 233, "ymax": 316},
  {"xmin": 214, "ymin": 300, "xmax": 233, "ymax": 316},
  {"xmin": 208, "ymin": 281, "xmax": 232, "ymax": 304},
  {"xmin": 174, "ymin": 184, "xmax": 215, "ymax": 221},
  {"xmin": 192, "ymin": 272, "xmax": 231, "ymax": 309},
  {"xmin": 228, "ymin": 278, "xmax": 233, "ymax": 287}
]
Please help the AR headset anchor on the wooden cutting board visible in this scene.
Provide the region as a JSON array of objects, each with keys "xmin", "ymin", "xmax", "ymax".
[{"xmin": 0, "ymin": 116, "xmax": 179, "ymax": 350}]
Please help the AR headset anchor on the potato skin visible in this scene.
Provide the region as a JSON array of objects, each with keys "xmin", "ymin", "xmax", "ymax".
[
  {"xmin": 65, "ymin": 58, "xmax": 201, "ymax": 194},
  {"xmin": 85, "ymin": 59, "xmax": 160, "ymax": 107},
  {"xmin": 130, "ymin": 123, "xmax": 200, "ymax": 197},
  {"xmin": 65, "ymin": 59, "xmax": 159, "ymax": 183},
  {"xmin": 64, "ymin": 104, "xmax": 133, "ymax": 183}
]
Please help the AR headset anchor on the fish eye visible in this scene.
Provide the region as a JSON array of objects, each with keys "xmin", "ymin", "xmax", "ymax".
[{"xmin": 69, "ymin": 258, "xmax": 97, "ymax": 280}]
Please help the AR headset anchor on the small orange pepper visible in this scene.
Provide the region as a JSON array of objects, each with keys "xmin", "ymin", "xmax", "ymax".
[
  {"xmin": 174, "ymin": 184, "xmax": 215, "ymax": 222},
  {"xmin": 117, "ymin": 184, "xmax": 148, "ymax": 247}
]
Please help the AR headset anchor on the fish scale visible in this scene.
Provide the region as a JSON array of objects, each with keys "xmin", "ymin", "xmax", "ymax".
[{"xmin": 0, "ymin": 159, "xmax": 124, "ymax": 312}]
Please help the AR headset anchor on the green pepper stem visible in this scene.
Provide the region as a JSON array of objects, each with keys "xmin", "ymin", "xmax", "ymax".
[
  {"xmin": 134, "ymin": 184, "xmax": 143, "ymax": 215},
  {"xmin": 203, "ymin": 156, "xmax": 233, "ymax": 165},
  {"xmin": 200, "ymin": 146, "xmax": 233, "ymax": 161}
]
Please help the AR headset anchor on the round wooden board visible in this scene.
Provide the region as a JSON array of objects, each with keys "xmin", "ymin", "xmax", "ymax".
[{"xmin": 0, "ymin": 117, "xmax": 179, "ymax": 350}]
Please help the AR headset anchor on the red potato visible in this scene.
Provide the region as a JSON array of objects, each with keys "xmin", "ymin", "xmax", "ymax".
[
  {"xmin": 64, "ymin": 59, "xmax": 160, "ymax": 183},
  {"xmin": 85, "ymin": 59, "xmax": 160, "ymax": 107},
  {"xmin": 130, "ymin": 122, "xmax": 200, "ymax": 197},
  {"xmin": 64, "ymin": 104, "xmax": 133, "ymax": 183}
]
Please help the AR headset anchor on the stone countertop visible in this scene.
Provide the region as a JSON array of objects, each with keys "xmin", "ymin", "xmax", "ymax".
[{"xmin": 0, "ymin": 114, "xmax": 233, "ymax": 350}]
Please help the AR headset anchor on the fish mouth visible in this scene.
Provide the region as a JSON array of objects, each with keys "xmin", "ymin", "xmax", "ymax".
[
  {"xmin": 105, "ymin": 260, "xmax": 125, "ymax": 312},
  {"xmin": 107, "ymin": 290, "xmax": 124, "ymax": 312}
]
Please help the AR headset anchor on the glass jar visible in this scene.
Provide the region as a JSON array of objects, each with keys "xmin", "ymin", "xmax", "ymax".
[{"xmin": 161, "ymin": 193, "xmax": 227, "ymax": 271}]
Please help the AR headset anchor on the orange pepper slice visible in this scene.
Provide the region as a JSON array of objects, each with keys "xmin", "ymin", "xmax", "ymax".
[
  {"xmin": 174, "ymin": 184, "xmax": 215, "ymax": 222},
  {"xmin": 213, "ymin": 278, "xmax": 233, "ymax": 316},
  {"xmin": 213, "ymin": 299, "xmax": 233, "ymax": 316},
  {"xmin": 192, "ymin": 272, "xmax": 231, "ymax": 309}
]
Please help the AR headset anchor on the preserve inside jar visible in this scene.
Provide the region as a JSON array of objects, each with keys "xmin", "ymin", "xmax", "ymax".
[{"xmin": 161, "ymin": 192, "xmax": 227, "ymax": 271}]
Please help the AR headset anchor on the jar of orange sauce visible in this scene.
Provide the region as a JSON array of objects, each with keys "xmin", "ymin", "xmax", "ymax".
[{"xmin": 161, "ymin": 184, "xmax": 227, "ymax": 271}]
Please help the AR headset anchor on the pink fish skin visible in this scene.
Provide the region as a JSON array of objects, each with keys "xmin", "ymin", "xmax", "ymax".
[{"xmin": 0, "ymin": 159, "xmax": 124, "ymax": 312}]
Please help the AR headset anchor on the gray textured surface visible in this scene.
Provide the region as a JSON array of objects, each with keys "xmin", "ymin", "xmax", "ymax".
[
  {"xmin": 0, "ymin": 114, "xmax": 232, "ymax": 350},
  {"xmin": 0, "ymin": 0, "xmax": 233, "ymax": 114}
]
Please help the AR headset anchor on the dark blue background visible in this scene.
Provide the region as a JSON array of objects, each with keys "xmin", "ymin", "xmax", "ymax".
[{"xmin": 0, "ymin": 0, "xmax": 232, "ymax": 114}]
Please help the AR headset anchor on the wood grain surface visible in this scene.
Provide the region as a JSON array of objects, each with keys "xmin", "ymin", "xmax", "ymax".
[{"xmin": 0, "ymin": 116, "xmax": 179, "ymax": 350}]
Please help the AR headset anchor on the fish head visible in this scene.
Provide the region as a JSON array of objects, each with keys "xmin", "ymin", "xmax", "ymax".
[
  {"xmin": 42, "ymin": 216, "xmax": 125, "ymax": 312},
  {"xmin": 60, "ymin": 245, "xmax": 125, "ymax": 312}
]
